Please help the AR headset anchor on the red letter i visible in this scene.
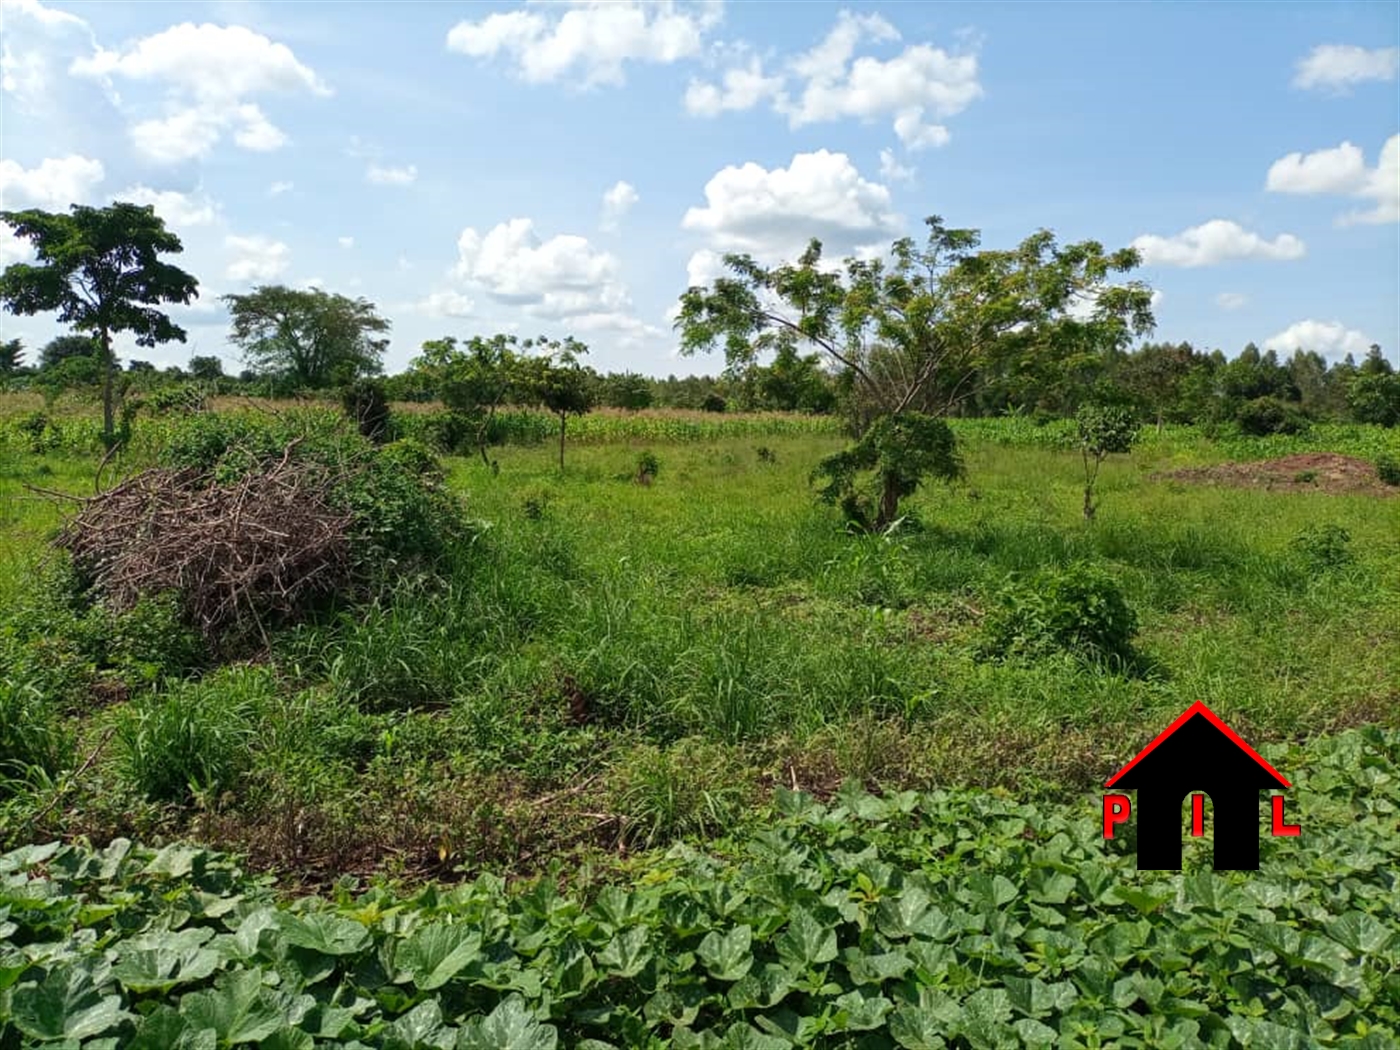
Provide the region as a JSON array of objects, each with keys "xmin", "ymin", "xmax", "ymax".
[{"xmin": 1191, "ymin": 794, "xmax": 1205, "ymax": 837}]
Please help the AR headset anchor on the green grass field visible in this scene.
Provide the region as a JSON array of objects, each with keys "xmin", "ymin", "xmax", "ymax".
[{"xmin": 2, "ymin": 406, "xmax": 1398, "ymax": 1047}]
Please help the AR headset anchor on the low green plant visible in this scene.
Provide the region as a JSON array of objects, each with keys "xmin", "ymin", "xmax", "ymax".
[
  {"xmin": 116, "ymin": 669, "xmax": 269, "ymax": 804},
  {"xmin": 1076, "ymin": 402, "xmax": 1139, "ymax": 520},
  {"xmin": 0, "ymin": 677, "xmax": 72, "ymax": 781},
  {"xmin": 1236, "ymin": 396, "xmax": 1310, "ymax": 436},
  {"xmin": 341, "ymin": 377, "xmax": 391, "ymax": 444},
  {"xmin": 608, "ymin": 739, "xmax": 751, "ymax": 849},
  {"xmin": 981, "ymin": 562, "xmax": 1140, "ymax": 666},
  {"xmin": 1289, "ymin": 523, "xmax": 1353, "ymax": 571},
  {"xmin": 1376, "ymin": 453, "xmax": 1400, "ymax": 486},
  {"xmin": 813, "ymin": 412, "xmax": 963, "ymax": 532},
  {"xmin": 634, "ymin": 449, "xmax": 660, "ymax": 485}
]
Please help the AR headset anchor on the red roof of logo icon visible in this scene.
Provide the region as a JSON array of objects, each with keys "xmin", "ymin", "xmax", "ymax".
[{"xmin": 1105, "ymin": 701, "xmax": 1291, "ymax": 789}]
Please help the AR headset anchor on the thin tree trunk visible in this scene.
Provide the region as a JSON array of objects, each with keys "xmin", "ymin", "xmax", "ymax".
[
  {"xmin": 558, "ymin": 413, "xmax": 566, "ymax": 471},
  {"xmin": 100, "ymin": 327, "xmax": 115, "ymax": 448},
  {"xmin": 875, "ymin": 470, "xmax": 901, "ymax": 531}
]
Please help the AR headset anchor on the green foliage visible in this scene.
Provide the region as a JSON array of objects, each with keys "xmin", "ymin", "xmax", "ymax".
[
  {"xmin": 0, "ymin": 677, "xmax": 72, "ymax": 782},
  {"xmin": 222, "ymin": 285, "xmax": 389, "ymax": 389},
  {"xmin": 38, "ymin": 334, "xmax": 100, "ymax": 371},
  {"xmin": 702, "ymin": 392, "xmax": 727, "ymax": 413},
  {"xmin": 340, "ymin": 377, "xmax": 391, "ymax": 443},
  {"xmin": 982, "ymin": 562, "xmax": 1140, "ymax": 665},
  {"xmin": 515, "ymin": 337, "xmax": 595, "ymax": 469},
  {"xmin": 411, "ymin": 335, "xmax": 518, "ymax": 465},
  {"xmin": 116, "ymin": 668, "xmax": 271, "ymax": 804},
  {"xmin": 0, "ymin": 337, "xmax": 22, "ymax": 375},
  {"xmin": 1288, "ymin": 524, "xmax": 1354, "ymax": 571},
  {"xmin": 814, "ymin": 412, "xmax": 962, "ymax": 531},
  {"xmin": 3, "ymin": 726, "xmax": 1398, "ymax": 1047},
  {"xmin": 1348, "ymin": 370, "xmax": 1400, "ymax": 427},
  {"xmin": 1076, "ymin": 402, "xmax": 1139, "ymax": 520},
  {"xmin": 1375, "ymin": 454, "xmax": 1400, "ymax": 486},
  {"xmin": 1236, "ymin": 396, "xmax": 1311, "ymax": 436},
  {"xmin": 608, "ymin": 739, "xmax": 750, "ymax": 848},
  {"xmin": 0, "ymin": 203, "xmax": 199, "ymax": 445},
  {"xmin": 635, "ymin": 449, "xmax": 660, "ymax": 484}
]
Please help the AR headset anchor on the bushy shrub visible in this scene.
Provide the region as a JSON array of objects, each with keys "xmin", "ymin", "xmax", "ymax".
[
  {"xmin": 981, "ymin": 562, "xmax": 1139, "ymax": 665},
  {"xmin": 377, "ymin": 438, "xmax": 443, "ymax": 481},
  {"xmin": 341, "ymin": 378, "xmax": 391, "ymax": 443},
  {"xmin": 1376, "ymin": 454, "xmax": 1400, "ymax": 487},
  {"xmin": 116, "ymin": 668, "xmax": 270, "ymax": 804},
  {"xmin": 635, "ymin": 449, "xmax": 660, "ymax": 485},
  {"xmin": 1289, "ymin": 523, "xmax": 1353, "ymax": 571},
  {"xmin": 701, "ymin": 393, "xmax": 727, "ymax": 413},
  {"xmin": 1236, "ymin": 397, "xmax": 1310, "ymax": 436}
]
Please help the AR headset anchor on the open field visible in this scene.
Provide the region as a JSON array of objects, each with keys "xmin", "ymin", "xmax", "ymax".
[{"xmin": 2, "ymin": 406, "xmax": 1398, "ymax": 1047}]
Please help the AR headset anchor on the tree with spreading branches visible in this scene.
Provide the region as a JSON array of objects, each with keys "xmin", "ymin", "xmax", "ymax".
[{"xmin": 675, "ymin": 216, "xmax": 1155, "ymax": 530}]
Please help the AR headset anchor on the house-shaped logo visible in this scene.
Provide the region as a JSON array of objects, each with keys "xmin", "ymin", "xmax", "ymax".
[{"xmin": 1102, "ymin": 701, "xmax": 1299, "ymax": 870}]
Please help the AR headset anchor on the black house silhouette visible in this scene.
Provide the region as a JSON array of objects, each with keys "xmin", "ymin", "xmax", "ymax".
[{"xmin": 1106, "ymin": 702, "xmax": 1290, "ymax": 870}]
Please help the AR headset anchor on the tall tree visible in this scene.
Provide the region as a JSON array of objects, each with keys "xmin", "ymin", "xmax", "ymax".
[
  {"xmin": 188, "ymin": 355, "xmax": 225, "ymax": 381},
  {"xmin": 0, "ymin": 202, "xmax": 198, "ymax": 445},
  {"xmin": 222, "ymin": 285, "xmax": 389, "ymax": 389},
  {"xmin": 38, "ymin": 334, "xmax": 100, "ymax": 370},
  {"xmin": 517, "ymin": 336, "xmax": 594, "ymax": 470},
  {"xmin": 676, "ymin": 216, "xmax": 1154, "ymax": 529}
]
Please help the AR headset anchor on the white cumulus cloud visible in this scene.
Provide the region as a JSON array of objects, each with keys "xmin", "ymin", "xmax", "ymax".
[
  {"xmin": 600, "ymin": 180, "xmax": 639, "ymax": 230},
  {"xmin": 268, "ymin": 180, "xmax": 293, "ymax": 196},
  {"xmin": 116, "ymin": 185, "xmax": 218, "ymax": 228},
  {"xmin": 366, "ymin": 164, "xmax": 417, "ymax": 186},
  {"xmin": 416, "ymin": 290, "xmax": 476, "ymax": 318},
  {"xmin": 1131, "ymin": 219, "xmax": 1305, "ymax": 268},
  {"xmin": 70, "ymin": 22, "xmax": 329, "ymax": 163},
  {"xmin": 1293, "ymin": 44, "xmax": 1399, "ymax": 91},
  {"xmin": 338, "ymin": 236, "xmax": 354, "ymax": 248},
  {"xmin": 682, "ymin": 149, "xmax": 900, "ymax": 262},
  {"xmin": 1265, "ymin": 135, "xmax": 1399, "ymax": 226},
  {"xmin": 452, "ymin": 217, "xmax": 631, "ymax": 319},
  {"xmin": 1216, "ymin": 292, "xmax": 1248, "ymax": 310},
  {"xmin": 878, "ymin": 148, "xmax": 914, "ymax": 182},
  {"xmin": 446, "ymin": 0, "xmax": 722, "ymax": 88},
  {"xmin": 0, "ymin": 153, "xmax": 104, "ymax": 210},
  {"xmin": 1264, "ymin": 319, "xmax": 1374, "ymax": 361},
  {"xmin": 687, "ymin": 11, "xmax": 980, "ymax": 150},
  {"xmin": 225, "ymin": 233, "xmax": 290, "ymax": 282}
]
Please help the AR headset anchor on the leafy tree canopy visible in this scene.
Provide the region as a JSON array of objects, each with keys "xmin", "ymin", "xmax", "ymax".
[
  {"xmin": 223, "ymin": 285, "xmax": 389, "ymax": 390},
  {"xmin": 0, "ymin": 202, "xmax": 197, "ymax": 442}
]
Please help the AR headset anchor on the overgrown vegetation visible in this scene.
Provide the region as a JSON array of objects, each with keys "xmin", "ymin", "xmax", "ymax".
[{"xmin": 2, "ymin": 726, "xmax": 1397, "ymax": 1048}]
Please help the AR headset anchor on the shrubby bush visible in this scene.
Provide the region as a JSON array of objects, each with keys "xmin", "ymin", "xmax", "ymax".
[
  {"xmin": 1288, "ymin": 523, "xmax": 1353, "ymax": 571},
  {"xmin": 981, "ymin": 562, "xmax": 1139, "ymax": 665},
  {"xmin": 1236, "ymin": 396, "xmax": 1310, "ymax": 436}
]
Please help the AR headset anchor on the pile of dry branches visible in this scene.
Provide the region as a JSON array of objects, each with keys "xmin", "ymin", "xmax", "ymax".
[{"xmin": 55, "ymin": 445, "xmax": 354, "ymax": 644}]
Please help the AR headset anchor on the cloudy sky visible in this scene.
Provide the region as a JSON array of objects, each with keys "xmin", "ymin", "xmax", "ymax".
[{"xmin": 1, "ymin": 0, "xmax": 1397, "ymax": 375}]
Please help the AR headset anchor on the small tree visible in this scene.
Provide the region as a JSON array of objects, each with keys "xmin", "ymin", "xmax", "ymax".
[
  {"xmin": 1076, "ymin": 402, "xmax": 1139, "ymax": 520},
  {"xmin": 814, "ymin": 412, "xmax": 963, "ymax": 531},
  {"xmin": 223, "ymin": 285, "xmax": 389, "ymax": 390},
  {"xmin": 0, "ymin": 203, "xmax": 199, "ymax": 446},
  {"xmin": 603, "ymin": 371, "xmax": 654, "ymax": 411},
  {"xmin": 341, "ymin": 377, "xmax": 391, "ymax": 443},
  {"xmin": 518, "ymin": 336, "xmax": 593, "ymax": 470},
  {"xmin": 676, "ymin": 216, "xmax": 1154, "ymax": 530},
  {"xmin": 413, "ymin": 334, "xmax": 519, "ymax": 466}
]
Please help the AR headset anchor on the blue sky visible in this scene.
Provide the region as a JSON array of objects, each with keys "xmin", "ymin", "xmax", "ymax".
[{"xmin": 1, "ymin": 0, "xmax": 1397, "ymax": 376}]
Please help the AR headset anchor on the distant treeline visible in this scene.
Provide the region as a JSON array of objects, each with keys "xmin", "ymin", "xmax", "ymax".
[{"xmin": 2, "ymin": 332, "xmax": 1396, "ymax": 430}]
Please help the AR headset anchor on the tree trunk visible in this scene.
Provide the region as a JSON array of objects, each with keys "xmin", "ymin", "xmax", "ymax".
[
  {"xmin": 99, "ymin": 328, "xmax": 116, "ymax": 448},
  {"xmin": 558, "ymin": 413, "xmax": 567, "ymax": 471},
  {"xmin": 1083, "ymin": 484, "xmax": 1096, "ymax": 521},
  {"xmin": 875, "ymin": 470, "xmax": 901, "ymax": 531}
]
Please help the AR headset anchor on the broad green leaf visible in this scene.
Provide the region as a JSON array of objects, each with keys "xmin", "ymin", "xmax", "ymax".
[
  {"xmin": 720, "ymin": 1021, "xmax": 789, "ymax": 1050},
  {"xmin": 9, "ymin": 962, "xmax": 130, "ymax": 1042},
  {"xmin": 698, "ymin": 925, "xmax": 754, "ymax": 981},
  {"xmin": 382, "ymin": 1000, "xmax": 454, "ymax": 1050},
  {"xmin": 775, "ymin": 908, "xmax": 838, "ymax": 970},
  {"xmin": 277, "ymin": 912, "xmax": 372, "ymax": 956},
  {"xmin": 889, "ymin": 1004, "xmax": 951, "ymax": 1049},
  {"xmin": 1003, "ymin": 975, "xmax": 1077, "ymax": 1018},
  {"xmin": 458, "ymin": 995, "xmax": 557, "ymax": 1050},
  {"xmin": 832, "ymin": 989, "xmax": 892, "ymax": 1031},
  {"xmin": 597, "ymin": 925, "xmax": 652, "ymax": 979},
  {"xmin": 394, "ymin": 923, "xmax": 482, "ymax": 991},
  {"xmin": 129, "ymin": 1007, "xmax": 218, "ymax": 1050},
  {"xmin": 1327, "ymin": 911, "xmax": 1394, "ymax": 956},
  {"xmin": 845, "ymin": 949, "xmax": 913, "ymax": 985},
  {"xmin": 179, "ymin": 970, "xmax": 286, "ymax": 1045},
  {"xmin": 113, "ymin": 945, "xmax": 221, "ymax": 993}
]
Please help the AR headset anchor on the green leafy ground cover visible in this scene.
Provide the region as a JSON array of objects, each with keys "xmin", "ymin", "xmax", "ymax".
[{"xmin": 3, "ymin": 727, "xmax": 1397, "ymax": 1049}]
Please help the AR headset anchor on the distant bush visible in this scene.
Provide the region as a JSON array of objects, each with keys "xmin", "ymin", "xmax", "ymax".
[
  {"xmin": 341, "ymin": 377, "xmax": 391, "ymax": 443},
  {"xmin": 701, "ymin": 393, "xmax": 727, "ymax": 413},
  {"xmin": 1236, "ymin": 396, "xmax": 1310, "ymax": 436},
  {"xmin": 635, "ymin": 449, "xmax": 660, "ymax": 485},
  {"xmin": 1376, "ymin": 454, "xmax": 1400, "ymax": 486},
  {"xmin": 1289, "ymin": 523, "xmax": 1353, "ymax": 571},
  {"xmin": 981, "ymin": 562, "xmax": 1139, "ymax": 666}
]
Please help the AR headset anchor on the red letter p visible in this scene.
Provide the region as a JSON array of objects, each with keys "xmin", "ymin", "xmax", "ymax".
[{"xmin": 1103, "ymin": 794, "xmax": 1131, "ymax": 839}]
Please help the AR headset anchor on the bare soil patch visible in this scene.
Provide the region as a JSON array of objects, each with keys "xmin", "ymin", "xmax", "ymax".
[{"xmin": 1157, "ymin": 453, "xmax": 1397, "ymax": 496}]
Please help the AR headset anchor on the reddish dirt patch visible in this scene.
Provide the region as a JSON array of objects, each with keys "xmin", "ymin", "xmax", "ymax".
[{"xmin": 1157, "ymin": 453, "xmax": 1397, "ymax": 496}]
